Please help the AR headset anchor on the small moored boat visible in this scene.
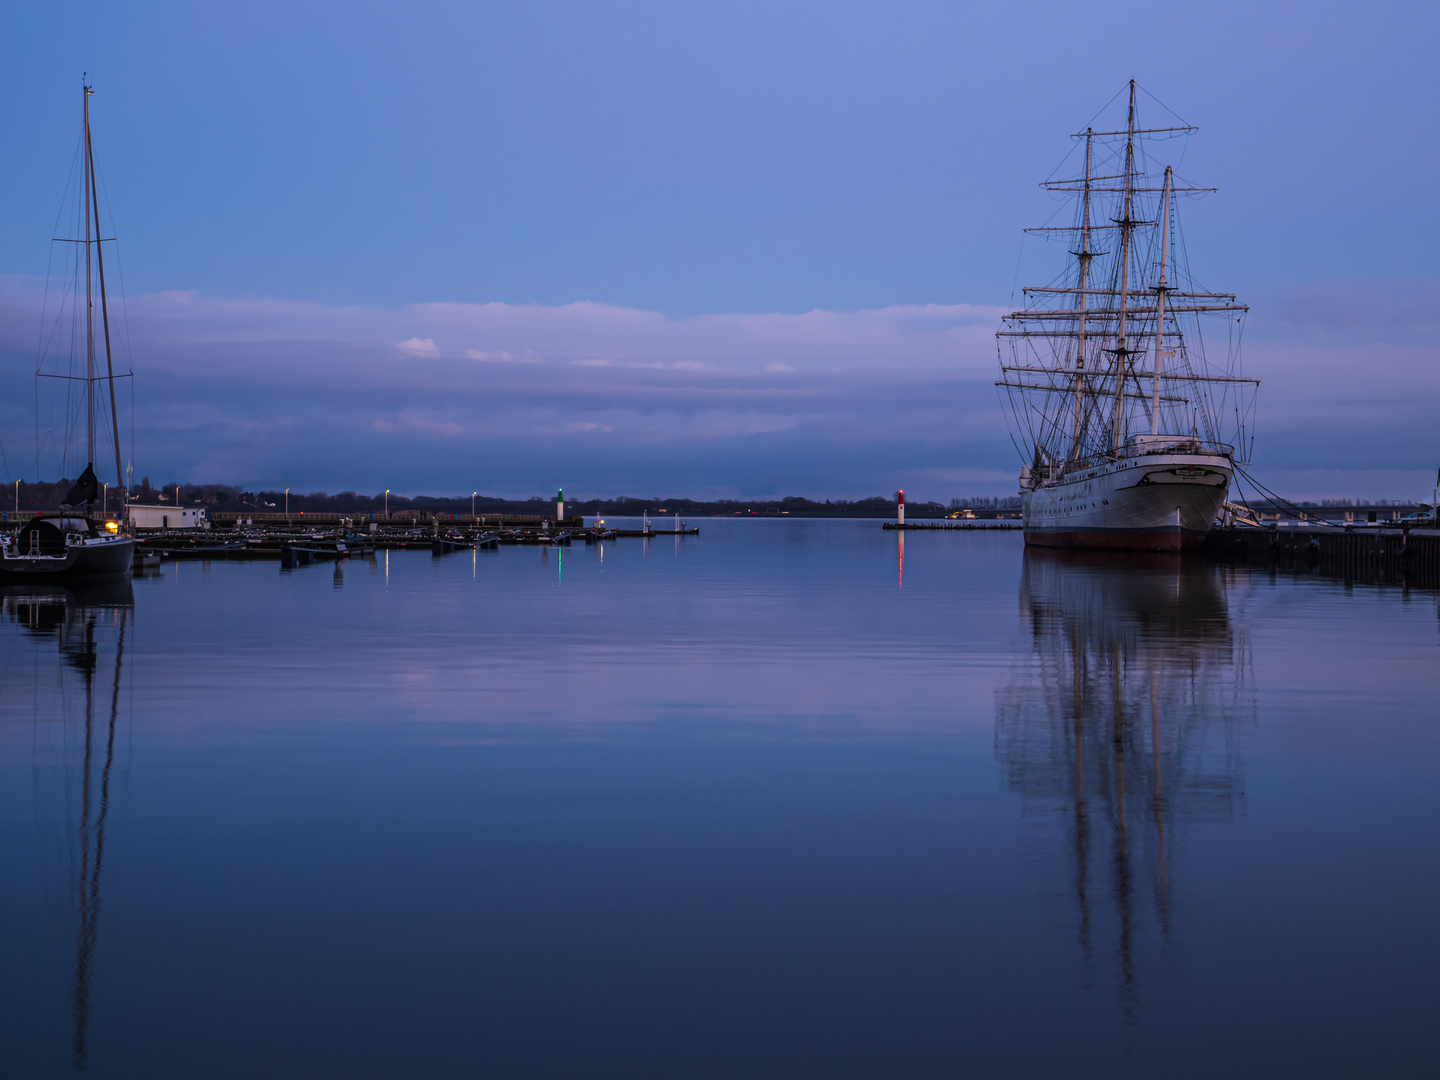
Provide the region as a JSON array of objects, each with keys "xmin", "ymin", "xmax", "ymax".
[{"xmin": 2, "ymin": 512, "xmax": 134, "ymax": 579}]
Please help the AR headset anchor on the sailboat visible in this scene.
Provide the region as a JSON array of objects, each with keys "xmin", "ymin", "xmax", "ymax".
[
  {"xmin": 2, "ymin": 83, "xmax": 135, "ymax": 579},
  {"xmin": 997, "ymin": 81, "xmax": 1259, "ymax": 551}
]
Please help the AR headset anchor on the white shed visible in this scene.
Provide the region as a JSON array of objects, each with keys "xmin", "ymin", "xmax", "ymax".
[{"xmin": 127, "ymin": 504, "xmax": 208, "ymax": 530}]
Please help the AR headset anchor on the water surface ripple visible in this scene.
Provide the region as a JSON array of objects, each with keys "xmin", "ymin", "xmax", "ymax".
[{"xmin": 2, "ymin": 520, "xmax": 1436, "ymax": 1078}]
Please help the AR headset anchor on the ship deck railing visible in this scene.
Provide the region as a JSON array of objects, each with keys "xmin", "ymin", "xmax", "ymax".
[{"xmin": 1049, "ymin": 440, "xmax": 1235, "ymax": 478}]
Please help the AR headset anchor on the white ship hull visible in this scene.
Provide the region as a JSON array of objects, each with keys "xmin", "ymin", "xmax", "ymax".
[{"xmin": 1022, "ymin": 451, "xmax": 1231, "ymax": 552}]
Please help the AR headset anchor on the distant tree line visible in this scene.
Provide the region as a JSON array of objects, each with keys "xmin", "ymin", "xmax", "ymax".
[
  {"xmin": 3, "ymin": 482, "xmax": 952, "ymax": 518},
  {"xmin": 950, "ymin": 496, "xmax": 1024, "ymax": 509},
  {"xmin": 4, "ymin": 476, "xmax": 177, "ymax": 513},
  {"xmin": 202, "ymin": 490, "xmax": 954, "ymax": 519},
  {"xmin": 4, "ymin": 479, "xmax": 1424, "ymax": 518},
  {"xmin": 1309, "ymin": 498, "xmax": 1413, "ymax": 507}
]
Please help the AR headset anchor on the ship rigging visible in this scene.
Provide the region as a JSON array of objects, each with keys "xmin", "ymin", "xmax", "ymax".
[{"xmin": 998, "ymin": 81, "xmax": 1258, "ymax": 551}]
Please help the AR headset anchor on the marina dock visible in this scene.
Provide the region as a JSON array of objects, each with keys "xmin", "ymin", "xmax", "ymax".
[
  {"xmin": 883, "ymin": 521, "xmax": 1022, "ymax": 531},
  {"xmin": 1204, "ymin": 524, "xmax": 1440, "ymax": 588},
  {"xmin": 124, "ymin": 514, "xmax": 698, "ymax": 568}
]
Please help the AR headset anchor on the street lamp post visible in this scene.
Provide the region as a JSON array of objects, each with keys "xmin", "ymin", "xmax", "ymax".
[
  {"xmin": 472, "ymin": 491, "xmax": 476, "ymax": 519},
  {"xmin": 285, "ymin": 488, "xmax": 290, "ymax": 520},
  {"xmin": 385, "ymin": 489, "xmax": 389, "ymax": 518},
  {"xmin": 103, "ymin": 483, "xmax": 108, "ymax": 518}
]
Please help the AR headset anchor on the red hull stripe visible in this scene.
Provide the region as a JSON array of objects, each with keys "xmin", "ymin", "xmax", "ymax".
[{"xmin": 1023, "ymin": 528, "xmax": 1208, "ymax": 553}]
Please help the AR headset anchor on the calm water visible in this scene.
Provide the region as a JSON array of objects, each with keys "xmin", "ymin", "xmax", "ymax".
[{"xmin": 2, "ymin": 520, "xmax": 1438, "ymax": 1078}]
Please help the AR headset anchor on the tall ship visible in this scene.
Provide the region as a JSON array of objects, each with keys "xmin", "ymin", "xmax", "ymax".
[
  {"xmin": 997, "ymin": 82, "xmax": 1258, "ymax": 551},
  {"xmin": 2, "ymin": 84, "xmax": 134, "ymax": 579}
]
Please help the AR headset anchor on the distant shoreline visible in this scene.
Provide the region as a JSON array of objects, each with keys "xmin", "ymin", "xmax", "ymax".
[
  {"xmin": 4, "ymin": 479, "xmax": 1426, "ymax": 522},
  {"xmin": 3, "ymin": 480, "xmax": 980, "ymax": 520}
]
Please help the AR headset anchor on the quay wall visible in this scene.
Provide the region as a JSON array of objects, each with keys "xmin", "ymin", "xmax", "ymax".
[
  {"xmin": 210, "ymin": 512, "xmax": 586, "ymax": 528},
  {"xmin": 1205, "ymin": 525, "xmax": 1440, "ymax": 589}
]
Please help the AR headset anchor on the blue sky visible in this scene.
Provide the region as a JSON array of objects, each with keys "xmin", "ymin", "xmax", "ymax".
[{"xmin": 1, "ymin": 1, "xmax": 1436, "ymax": 501}]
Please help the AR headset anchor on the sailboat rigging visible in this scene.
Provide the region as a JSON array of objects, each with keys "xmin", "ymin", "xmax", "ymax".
[{"xmin": 3, "ymin": 82, "xmax": 135, "ymax": 579}]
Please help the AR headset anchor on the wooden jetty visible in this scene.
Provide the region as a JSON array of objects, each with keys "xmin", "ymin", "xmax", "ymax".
[
  {"xmin": 280, "ymin": 543, "xmax": 348, "ymax": 568},
  {"xmin": 113, "ymin": 515, "xmax": 680, "ymax": 569},
  {"xmin": 209, "ymin": 511, "xmax": 586, "ymax": 529},
  {"xmin": 433, "ymin": 535, "xmax": 499, "ymax": 555},
  {"xmin": 1204, "ymin": 524, "xmax": 1440, "ymax": 589},
  {"xmin": 883, "ymin": 521, "xmax": 1022, "ymax": 531}
]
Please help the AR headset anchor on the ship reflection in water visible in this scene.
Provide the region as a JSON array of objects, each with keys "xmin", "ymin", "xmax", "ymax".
[
  {"xmin": 2, "ymin": 579, "xmax": 133, "ymax": 1072},
  {"xmin": 996, "ymin": 549, "xmax": 1254, "ymax": 1018}
]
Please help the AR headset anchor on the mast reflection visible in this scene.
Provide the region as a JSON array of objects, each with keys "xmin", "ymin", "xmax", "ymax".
[
  {"xmin": 3, "ymin": 579, "xmax": 133, "ymax": 1071},
  {"xmin": 995, "ymin": 550, "xmax": 1252, "ymax": 1017}
]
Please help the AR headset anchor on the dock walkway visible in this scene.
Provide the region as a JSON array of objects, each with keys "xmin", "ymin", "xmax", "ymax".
[
  {"xmin": 1204, "ymin": 524, "xmax": 1440, "ymax": 588},
  {"xmin": 882, "ymin": 521, "xmax": 1022, "ymax": 531},
  {"xmin": 123, "ymin": 519, "xmax": 696, "ymax": 569}
]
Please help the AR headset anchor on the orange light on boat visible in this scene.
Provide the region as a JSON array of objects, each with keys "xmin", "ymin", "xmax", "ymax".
[{"xmin": 104, "ymin": 520, "xmax": 119, "ymax": 534}]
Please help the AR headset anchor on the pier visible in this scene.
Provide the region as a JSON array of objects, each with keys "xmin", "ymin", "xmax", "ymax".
[
  {"xmin": 1204, "ymin": 524, "xmax": 1440, "ymax": 589},
  {"xmin": 883, "ymin": 521, "xmax": 1022, "ymax": 531},
  {"xmin": 125, "ymin": 514, "xmax": 698, "ymax": 568}
]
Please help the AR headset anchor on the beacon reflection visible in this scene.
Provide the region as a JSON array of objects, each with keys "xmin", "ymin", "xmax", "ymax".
[
  {"xmin": 995, "ymin": 550, "xmax": 1253, "ymax": 1018},
  {"xmin": 2, "ymin": 579, "xmax": 133, "ymax": 1071}
]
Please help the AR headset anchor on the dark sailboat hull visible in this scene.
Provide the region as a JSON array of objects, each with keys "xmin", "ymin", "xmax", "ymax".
[{"xmin": 0, "ymin": 537, "xmax": 135, "ymax": 580}]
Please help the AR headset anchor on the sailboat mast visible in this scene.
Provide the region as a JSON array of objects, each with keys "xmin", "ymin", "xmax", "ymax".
[
  {"xmin": 1110, "ymin": 79, "xmax": 1137, "ymax": 452},
  {"xmin": 83, "ymin": 85, "xmax": 95, "ymax": 474},
  {"xmin": 1072, "ymin": 130, "xmax": 1093, "ymax": 460},
  {"xmin": 84, "ymin": 86, "xmax": 125, "ymax": 499},
  {"xmin": 1151, "ymin": 167, "xmax": 1172, "ymax": 434}
]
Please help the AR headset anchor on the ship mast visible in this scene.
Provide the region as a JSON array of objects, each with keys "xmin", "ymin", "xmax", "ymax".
[
  {"xmin": 1071, "ymin": 130, "xmax": 1094, "ymax": 460},
  {"xmin": 1152, "ymin": 167, "xmax": 1173, "ymax": 433},
  {"xmin": 1109, "ymin": 80, "xmax": 1137, "ymax": 453},
  {"xmin": 995, "ymin": 82, "xmax": 1257, "ymax": 481}
]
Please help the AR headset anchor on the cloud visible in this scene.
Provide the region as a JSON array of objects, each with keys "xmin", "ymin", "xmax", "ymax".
[
  {"xmin": 396, "ymin": 337, "xmax": 440, "ymax": 357},
  {"xmin": 1254, "ymin": 278, "xmax": 1440, "ymax": 347},
  {"xmin": 683, "ymin": 411, "xmax": 803, "ymax": 438},
  {"xmin": 1, "ymin": 277, "xmax": 1435, "ymax": 501},
  {"xmin": 465, "ymin": 348, "xmax": 541, "ymax": 363},
  {"xmin": 371, "ymin": 411, "xmax": 464, "ymax": 438}
]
